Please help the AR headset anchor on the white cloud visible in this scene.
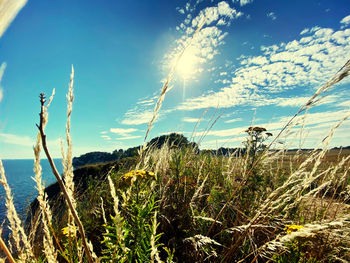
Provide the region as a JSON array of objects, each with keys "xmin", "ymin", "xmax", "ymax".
[
  {"xmin": 338, "ymin": 100, "xmax": 350, "ymax": 107},
  {"xmin": 165, "ymin": 1, "xmax": 242, "ymax": 81},
  {"xmin": 177, "ymin": 19, "xmax": 350, "ymax": 111},
  {"xmin": 177, "ymin": 8, "xmax": 185, "ymax": 14},
  {"xmin": 100, "ymin": 131, "xmax": 108, "ymax": 134},
  {"xmin": 121, "ymin": 109, "xmax": 154, "ymax": 125},
  {"xmin": 198, "ymin": 108, "xmax": 350, "ymax": 149},
  {"xmin": 0, "ymin": 62, "xmax": 6, "ymax": 102},
  {"xmin": 267, "ymin": 12, "xmax": 277, "ymax": 20},
  {"xmin": 183, "ymin": 117, "xmax": 200, "ymax": 123},
  {"xmin": 232, "ymin": 0, "xmax": 253, "ymax": 7},
  {"xmin": 0, "ymin": 133, "xmax": 33, "ymax": 146},
  {"xmin": 276, "ymin": 96, "xmax": 310, "ymax": 107},
  {"xmin": 136, "ymin": 97, "xmax": 156, "ymax": 106},
  {"xmin": 110, "ymin": 128, "xmax": 137, "ymax": 136},
  {"xmin": 116, "ymin": 136, "xmax": 142, "ymax": 140},
  {"xmin": 0, "ymin": 62, "xmax": 6, "ymax": 82},
  {"xmin": 340, "ymin": 15, "xmax": 350, "ymax": 28},
  {"xmin": 224, "ymin": 117, "xmax": 242, "ymax": 123},
  {"xmin": 101, "ymin": 135, "xmax": 111, "ymax": 140},
  {"xmin": 300, "ymin": 28, "xmax": 309, "ymax": 35}
]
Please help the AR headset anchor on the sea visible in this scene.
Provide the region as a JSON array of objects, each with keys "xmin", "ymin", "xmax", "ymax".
[{"xmin": 0, "ymin": 159, "xmax": 62, "ymax": 238}]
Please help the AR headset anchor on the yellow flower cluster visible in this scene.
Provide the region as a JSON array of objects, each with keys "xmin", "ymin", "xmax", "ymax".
[
  {"xmin": 122, "ymin": 170, "xmax": 156, "ymax": 184},
  {"xmin": 284, "ymin": 224, "xmax": 304, "ymax": 234},
  {"xmin": 62, "ymin": 225, "xmax": 77, "ymax": 238}
]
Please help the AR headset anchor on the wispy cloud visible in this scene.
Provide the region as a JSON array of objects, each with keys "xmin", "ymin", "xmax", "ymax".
[
  {"xmin": 340, "ymin": 14, "xmax": 350, "ymax": 29},
  {"xmin": 267, "ymin": 12, "xmax": 277, "ymax": 20},
  {"xmin": 183, "ymin": 117, "xmax": 201, "ymax": 123},
  {"xmin": 169, "ymin": 1, "xmax": 243, "ymax": 80},
  {"xmin": 224, "ymin": 117, "xmax": 242, "ymax": 123},
  {"xmin": 232, "ymin": 0, "xmax": 253, "ymax": 7},
  {"xmin": 116, "ymin": 135, "xmax": 142, "ymax": 140},
  {"xmin": 177, "ymin": 16, "xmax": 350, "ymax": 111},
  {"xmin": 110, "ymin": 128, "xmax": 137, "ymax": 136},
  {"xmin": 198, "ymin": 107, "xmax": 350, "ymax": 149},
  {"xmin": 121, "ymin": 109, "xmax": 154, "ymax": 125},
  {"xmin": 0, "ymin": 62, "xmax": 6, "ymax": 102},
  {"xmin": 0, "ymin": 132, "xmax": 61, "ymax": 149},
  {"xmin": 136, "ymin": 96, "xmax": 157, "ymax": 106},
  {"xmin": 0, "ymin": 133, "xmax": 33, "ymax": 146},
  {"xmin": 0, "ymin": 62, "xmax": 6, "ymax": 81}
]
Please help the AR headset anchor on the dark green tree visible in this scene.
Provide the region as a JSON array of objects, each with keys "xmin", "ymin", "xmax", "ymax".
[{"xmin": 244, "ymin": 126, "xmax": 272, "ymax": 167}]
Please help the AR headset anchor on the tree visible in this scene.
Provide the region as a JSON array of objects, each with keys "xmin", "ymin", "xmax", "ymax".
[
  {"xmin": 244, "ymin": 126, "xmax": 272, "ymax": 166},
  {"xmin": 147, "ymin": 133, "xmax": 198, "ymax": 150}
]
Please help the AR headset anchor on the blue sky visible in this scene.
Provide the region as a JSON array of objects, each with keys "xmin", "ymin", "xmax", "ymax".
[{"xmin": 0, "ymin": 0, "xmax": 350, "ymax": 159}]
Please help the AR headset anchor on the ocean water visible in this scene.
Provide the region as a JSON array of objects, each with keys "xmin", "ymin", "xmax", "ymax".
[{"xmin": 0, "ymin": 159, "xmax": 63, "ymax": 234}]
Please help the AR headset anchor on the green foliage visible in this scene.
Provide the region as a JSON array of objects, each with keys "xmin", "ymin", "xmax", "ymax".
[
  {"xmin": 147, "ymin": 132, "xmax": 198, "ymax": 150},
  {"xmin": 101, "ymin": 171, "xmax": 164, "ymax": 262},
  {"xmin": 273, "ymin": 240, "xmax": 319, "ymax": 263}
]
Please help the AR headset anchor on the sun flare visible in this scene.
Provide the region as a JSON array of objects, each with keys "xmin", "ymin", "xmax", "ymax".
[{"xmin": 175, "ymin": 46, "xmax": 201, "ymax": 80}]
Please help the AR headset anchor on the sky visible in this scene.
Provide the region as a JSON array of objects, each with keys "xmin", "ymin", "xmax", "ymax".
[{"xmin": 0, "ymin": 0, "xmax": 350, "ymax": 159}]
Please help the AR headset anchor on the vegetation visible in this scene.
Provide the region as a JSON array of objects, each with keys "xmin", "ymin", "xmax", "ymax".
[
  {"xmin": 73, "ymin": 133, "xmax": 197, "ymax": 168},
  {"xmin": 1, "ymin": 6, "xmax": 350, "ymax": 263}
]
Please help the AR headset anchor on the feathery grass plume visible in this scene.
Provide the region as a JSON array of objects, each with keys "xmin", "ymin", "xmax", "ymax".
[
  {"xmin": 184, "ymin": 234, "xmax": 222, "ymax": 261},
  {"xmin": 150, "ymin": 211, "xmax": 161, "ymax": 263},
  {"xmin": 107, "ymin": 175, "xmax": 127, "ymax": 253},
  {"xmin": 0, "ymin": 159, "xmax": 34, "ymax": 261},
  {"xmin": 0, "ymin": 0, "xmax": 27, "ymax": 39},
  {"xmin": 61, "ymin": 66, "xmax": 85, "ymax": 259},
  {"xmin": 140, "ymin": 20, "xmax": 205, "ymax": 164},
  {"xmin": 0, "ymin": 160, "xmax": 20, "ymax": 252},
  {"xmin": 63, "ymin": 65, "xmax": 76, "ymax": 207},
  {"xmin": 33, "ymin": 136, "xmax": 58, "ymax": 262}
]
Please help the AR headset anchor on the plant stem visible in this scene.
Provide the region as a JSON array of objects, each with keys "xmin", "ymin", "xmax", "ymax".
[
  {"xmin": 36, "ymin": 94, "xmax": 94, "ymax": 263},
  {"xmin": 0, "ymin": 236, "xmax": 15, "ymax": 263}
]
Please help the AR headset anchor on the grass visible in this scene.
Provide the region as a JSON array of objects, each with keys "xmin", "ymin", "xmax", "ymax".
[{"xmin": 0, "ymin": 64, "xmax": 349, "ymax": 262}]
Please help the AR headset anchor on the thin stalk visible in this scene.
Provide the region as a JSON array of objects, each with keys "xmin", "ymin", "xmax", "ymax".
[
  {"xmin": 36, "ymin": 93, "xmax": 94, "ymax": 263},
  {"xmin": 0, "ymin": 236, "xmax": 15, "ymax": 263}
]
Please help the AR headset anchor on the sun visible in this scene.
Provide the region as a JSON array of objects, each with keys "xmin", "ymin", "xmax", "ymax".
[{"xmin": 174, "ymin": 46, "xmax": 200, "ymax": 80}]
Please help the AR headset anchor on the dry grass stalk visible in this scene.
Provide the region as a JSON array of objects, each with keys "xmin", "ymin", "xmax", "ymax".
[
  {"xmin": 36, "ymin": 74, "xmax": 94, "ymax": 263},
  {"xmin": 33, "ymin": 136, "xmax": 58, "ymax": 262},
  {"xmin": 0, "ymin": 0, "xmax": 27, "ymax": 39},
  {"xmin": 150, "ymin": 211, "xmax": 161, "ymax": 263},
  {"xmin": 0, "ymin": 235, "xmax": 15, "ymax": 263},
  {"xmin": 32, "ymin": 88, "xmax": 59, "ymax": 262},
  {"xmin": 64, "ymin": 65, "xmax": 76, "ymax": 208},
  {"xmin": 141, "ymin": 20, "xmax": 205, "ymax": 163},
  {"xmin": 107, "ymin": 175, "xmax": 127, "ymax": 253},
  {"xmin": 0, "ymin": 159, "xmax": 34, "ymax": 261}
]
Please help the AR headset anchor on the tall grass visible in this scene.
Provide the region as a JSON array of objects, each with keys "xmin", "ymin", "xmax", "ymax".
[{"xmin": 0, "ymin": 60, "xmax": 349, "ymax": 262}]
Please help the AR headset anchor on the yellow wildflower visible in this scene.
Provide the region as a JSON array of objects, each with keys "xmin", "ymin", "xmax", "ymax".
[
  {"xmin": 122, "ymin": 170, "xmax": 156, "ymax": 185},
  {"xmin": 62, "ymin": 225, "xmax": 77, "ymax": 238},
  {"xmin": 284, "ymin": 224, "xmax": 304, "ymax": 234}
]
